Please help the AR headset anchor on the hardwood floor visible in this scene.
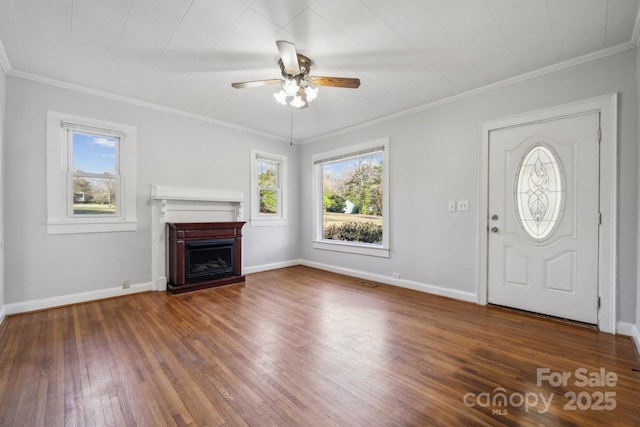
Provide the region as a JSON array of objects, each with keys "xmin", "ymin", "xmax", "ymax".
[{"xmin": 0, "ymin": 266, "xmax": 638, "ymax": 426}]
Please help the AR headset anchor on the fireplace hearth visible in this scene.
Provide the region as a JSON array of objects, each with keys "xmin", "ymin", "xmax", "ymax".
[{"xmin": 167, "ymin": 222, "xmax": 246, "ymax": 293}]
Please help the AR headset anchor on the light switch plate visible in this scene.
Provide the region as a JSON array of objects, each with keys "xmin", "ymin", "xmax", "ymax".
[{"xmin": 448, "ymin": 201, "xmax": 457, "ymax": 212}]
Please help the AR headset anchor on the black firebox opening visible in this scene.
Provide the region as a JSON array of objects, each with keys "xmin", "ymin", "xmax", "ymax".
[{"xmin": 186, "ymin": 238, "xmax": 235, "ymax": 284}]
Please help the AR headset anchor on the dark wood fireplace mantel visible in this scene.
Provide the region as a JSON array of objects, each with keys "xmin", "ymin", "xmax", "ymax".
[{"xmin": 167, "ymin": 222, "xmax": 246, "ymax": 294}]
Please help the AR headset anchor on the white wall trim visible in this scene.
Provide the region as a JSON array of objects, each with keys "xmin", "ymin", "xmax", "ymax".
[
  {"xmin": 477, "ymin": 93, "xmax": 618, "ymax": 333},
  {"xmin": 616, "ymin": 321, "xmax": 635, "ymax": 336},
  {"xmin": 0, "ymin": 260, "xmax": 475, "ymax": 317},
  {"xmin": 7, "ymin": 70, "xmax": 289, "ymax": 143},
  {"xmin": 632, "ymin": 7, "xmax": 640, "ymax": 46},
  {"xmin": 616, "ymin": 322, "xmax": 640, "ymax": 355},
  {"xmin": 300, "ymin": 259, "xmax": 477, "ymax": 303},
  {"xmin": 3, "ymin": 282, "xmax": 152, "ymax": 316},
  {"xmin": 301, "ymin": 43, "xmax": 635, "ymax": 144},
  {"xmin": 633, "ymin": 325, "xmax": 640, "ymax": 354},
  {"xmin": 151, "ymin": 185, "xmax": 245, "ymax": 203},
  {"xmin": 0, "ymin": 39, "xmax": 10, "ymax": 74},
  {"xmin": 3, "ymin": 43, "xmax": 634, "ymax": 146},
  {"xmin": 244, "ymin": 260, "xmax": 300, "ymax": 275}
]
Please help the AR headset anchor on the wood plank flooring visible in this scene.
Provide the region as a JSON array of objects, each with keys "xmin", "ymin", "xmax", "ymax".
[{"xmin": 0, "ymin": 266, "xmax": 638, "ymax": 426}]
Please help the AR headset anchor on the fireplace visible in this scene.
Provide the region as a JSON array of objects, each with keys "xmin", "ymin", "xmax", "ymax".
[
  {"xmin": 167, "ymin": 222, "xmax": 246, "ymax": 293},
  {"xmin": 187, "ymin": 239, "xmax": 234, "ymax": 283}
]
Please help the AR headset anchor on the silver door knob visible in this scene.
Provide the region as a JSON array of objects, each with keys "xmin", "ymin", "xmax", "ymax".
[
  {"xmin": 491, "ymin": 227, "xmax": 499, "ymax": 233},
  {"xmin": 491, "ymin": 214, "xmax": 499, "ymax": 221}
]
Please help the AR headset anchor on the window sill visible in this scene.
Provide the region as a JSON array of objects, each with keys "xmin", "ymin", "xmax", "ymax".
[
  {"xmin": 47, "ymin": 220, "xmax": 137, "ymax": 235},
  {"xmin": 312, "ymin": 240, "xmax": 390, "ymax": 258}
]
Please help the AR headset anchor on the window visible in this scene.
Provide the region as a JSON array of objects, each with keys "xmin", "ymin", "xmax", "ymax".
[
  {"xmin": 250, "ymin": 150, "xmax": 287, "ymax": 226},
  {"xmin": 312, "ymin": 138, "xmax": 389, "ymax": 257},
  {"xmin": 47, "ymin": 112, "xmax": 137, "ymax": 234}
]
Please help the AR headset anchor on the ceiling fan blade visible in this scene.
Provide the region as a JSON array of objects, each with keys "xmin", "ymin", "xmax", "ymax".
[
  {"xmin": 231, "ymin": 79, "xmax": 283, "ymax": 89},
  {"xmin": 307, "ymin": 76, "xmax": 361, "ymax": 89},
  {"xmin": 276, "ymin": 40, "xmax": 300, "ymax": 75}
]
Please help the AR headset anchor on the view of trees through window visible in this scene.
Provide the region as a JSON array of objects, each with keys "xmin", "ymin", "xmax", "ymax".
[
  {"xmin": 322, "ymin": 152, "xmax": 383, "ymax": 244},
  {"xmin": 257, "ymin": 160, "xmax": 279, "ymax": 216},
  {"xmin": 73, "ymin": 177, "xmax": 116, "ymax": 215},
  {"xmin": 71, "ymin": 132, "xmax": 118, "ymax": 215}
]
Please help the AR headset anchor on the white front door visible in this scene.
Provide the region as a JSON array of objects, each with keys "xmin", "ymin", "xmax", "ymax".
[{"xmin": 487, "ymin": 112, "xmax": 600, "ymax": 324}]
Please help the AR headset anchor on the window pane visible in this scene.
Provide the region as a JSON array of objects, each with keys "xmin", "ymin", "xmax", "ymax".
[
  {"xmin": 257, "ymin": 160, "xmax": 278, "ymax": 188},
  {"xmin": 259, "ymin": 190, "xmax": 278, "ymax": 215},
  {"xmin": 515, "ymin": 145, "xmax": 564, "ymax": 241},
  {"xmin": 72, "ymin": 132, "xmax": 117, "ymax": 174},
  {"xmin": 73, "ymin": 177, "xmax": 117, "ymax": 215},
  {"xmin": 322, "ymin": 153, "xmax": 383, "ymax": 244}
]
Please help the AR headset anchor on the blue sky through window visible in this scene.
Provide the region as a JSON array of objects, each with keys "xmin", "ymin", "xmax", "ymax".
[{"xmin": 72, "ymin": 132, "xmax": 117, "ymax": 174}]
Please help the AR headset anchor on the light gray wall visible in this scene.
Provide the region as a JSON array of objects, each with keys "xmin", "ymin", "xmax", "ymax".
[
  {"xmin": 4, "ymin": 76, "xmax": 298, "ymax": 304},
  {"xmin": 3, "ymin": 49, "xmax": 639, "ymax": 325},
  {"xmin": 298, "ymin": 49, "xmax": 639, "ymax": 323},
  {"xmin": 0, "ymin": 67, "xmax": 5, "ymax": 311}
]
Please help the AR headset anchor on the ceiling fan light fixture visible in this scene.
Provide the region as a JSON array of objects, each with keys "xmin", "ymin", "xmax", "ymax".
[
  {"xmin": 233, "ymin": 41, "xmax": 359, "ymax": 109},
  {"xmin": 290, "ymin": 94, "xmax": 306, "ymax": 108},
  {"xmin": 272, "ymin": 78, "xmax": 317, "ymax": 108},
  {"xmin": 273, "ymin": 89, "xmax": 288, "ymax": 105},
  {"xmin": 304, "ymin": 85, "xmax": 319, "ymax": 102},
  {"xmin": 283, "ymin": 79, "xmax": 299, "ymax": 97}
]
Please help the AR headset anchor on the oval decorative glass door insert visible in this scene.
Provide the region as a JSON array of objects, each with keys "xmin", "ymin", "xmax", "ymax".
[{"xmin": 515, "ymin": 145, "xmax": 564, "ymax": 241}]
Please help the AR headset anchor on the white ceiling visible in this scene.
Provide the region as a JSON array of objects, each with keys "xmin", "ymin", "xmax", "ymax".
[{"xmin": 0, "ymin": 0, "xmax": 639, "ymax": 142}]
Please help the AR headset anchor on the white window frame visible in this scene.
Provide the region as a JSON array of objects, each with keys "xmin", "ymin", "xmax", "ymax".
[
  {"xmin": 250, "ymin": 150, "xmax": 287, "ymax": 226},
  {"xmin": 46, "ymin": 111, "xmax": 137, "ymax": 234},
  {"xmin": 312, "ymin": 137, "xmax": 390, "ymax": 258}
]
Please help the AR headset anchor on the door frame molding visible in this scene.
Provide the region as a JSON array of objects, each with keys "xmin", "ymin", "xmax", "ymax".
[{"xmin": 477, "ymin": 93, "xmax": 618, "ymax": 333}]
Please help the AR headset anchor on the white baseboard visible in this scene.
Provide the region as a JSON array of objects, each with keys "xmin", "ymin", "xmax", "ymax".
[
  {"xmin": 0, "ymin": 260, "xmax": 303, "ymax": 316},
  {"xmin": 244, "ymin": 259, "xmax": 301, "ymax": 275},
  {"xmin": 618, "ymin": 321, "xmax": 640, "ymax": 354},
  {"xmin": 632, "ymin": 324, "xmax": 640, "ymax": 355},
  {"xmin": 155, "ymin": 276, "xmax": 167, "ymax": 292},
  {"xmin": 299, "ymin": 259, "xmax": 477, "ymax": 303},
  {"xmin": 4, "ymin": 282, "xmax": 153, "ymax": 316},
  {"xmin": 616, "ymin": 321, "xmax": 635, "ymax": 336}
]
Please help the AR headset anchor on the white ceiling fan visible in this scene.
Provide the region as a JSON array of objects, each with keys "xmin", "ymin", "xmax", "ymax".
[{"xmin": 231, "ymin": 40, "xmax": 360, "ymax": 108}]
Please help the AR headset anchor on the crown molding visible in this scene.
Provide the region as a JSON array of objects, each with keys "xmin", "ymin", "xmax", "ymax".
[
  {"xmin": 3, "ymin": 39, "xmax": 635, "ymax": 145},
  {"xmin": 632, "ymin": 6, "xmax": 640, "ymax": 46},
  {"xmin": 6, "ymin": 69, "xmax": 290, "ymax": 143},
  {"xmin": 0, "ymin": 39, "xmax": 11, "ymax": 74},
  {"xmin": 300, "ymin": 42, "xmax": 636, "ymax": 144}
]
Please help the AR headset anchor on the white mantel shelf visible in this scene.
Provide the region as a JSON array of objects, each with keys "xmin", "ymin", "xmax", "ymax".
[{"xmin": 151, "ymin": 185, "xmax": 245, "ymax": 203}]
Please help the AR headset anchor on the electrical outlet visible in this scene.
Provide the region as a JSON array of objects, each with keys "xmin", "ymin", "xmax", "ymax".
[
  {"xmin": 392, "ymin": 273, "xmax": 400, "ymax": 279},
  {"xmin": 122, "ymin": 280, "xmax": 131, "ymax": 289},
  {"xmin": 457, "ymin": 200, "xmax": 469, "ymax": 211},
  {"xmin": 448, "ymin": 201, "xmax": 457, "ymax": 212}
]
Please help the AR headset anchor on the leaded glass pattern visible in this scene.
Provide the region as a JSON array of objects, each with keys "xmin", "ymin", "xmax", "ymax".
[{"xmin": 515, "ymin": 145, "xmax": 564, "ymax": 241}]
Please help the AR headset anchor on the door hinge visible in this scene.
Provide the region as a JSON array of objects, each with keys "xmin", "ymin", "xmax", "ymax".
[
  {"xmin": 598, "ymin": 297, "xmax": 601, "ymax": 309},
  {"xmin": 597, "ymin": 128, "xmax": 602, "ymax": 142},
  {"xmin": 598, "ymin": 212, "xmax": 602, "ymax": 225}
]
